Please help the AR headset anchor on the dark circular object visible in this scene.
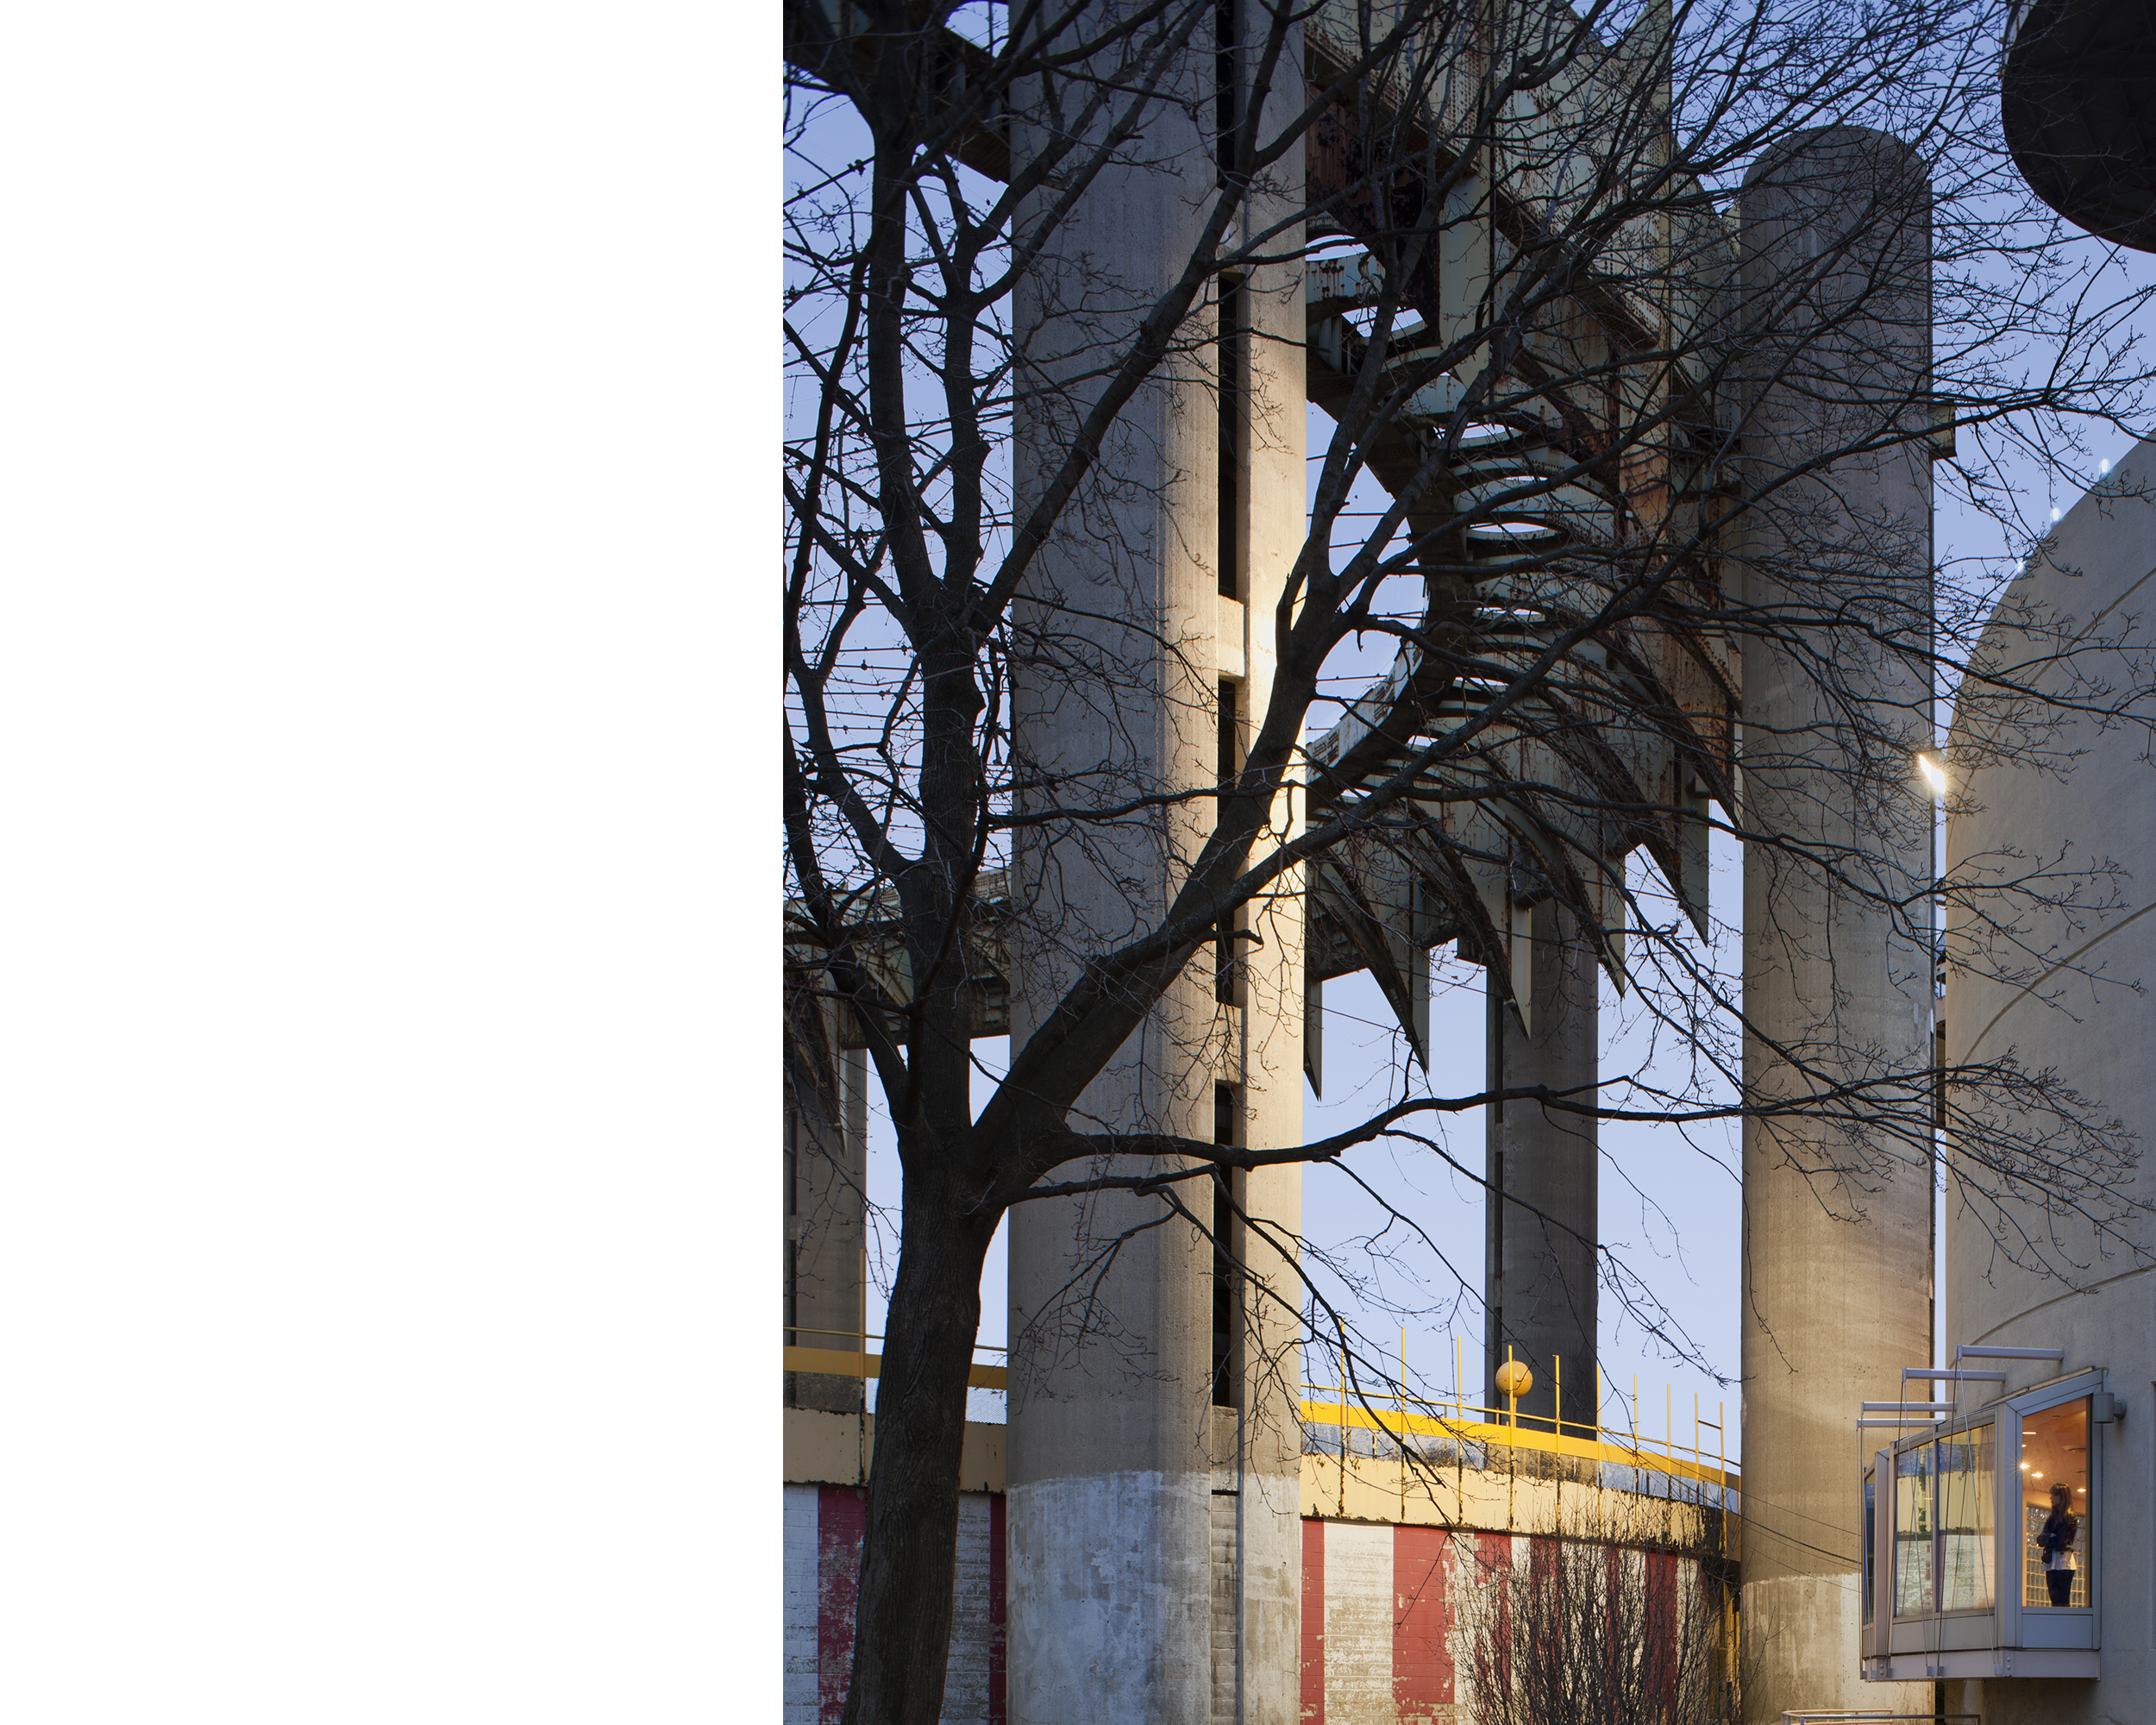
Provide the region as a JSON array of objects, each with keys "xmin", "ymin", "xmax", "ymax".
[{"xmin": 2001, "ymin": 0, "xmax": 2156, "ymax": 251}]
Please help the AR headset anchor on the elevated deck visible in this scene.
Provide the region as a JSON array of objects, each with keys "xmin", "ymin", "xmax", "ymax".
[{"xmin": 782, "ymin": 1343, "xmax": 1739, "ymax": 1558}]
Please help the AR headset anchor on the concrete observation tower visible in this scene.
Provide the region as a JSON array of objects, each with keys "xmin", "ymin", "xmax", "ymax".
[{"xmin": 784, "ymin": 2, "xmax": 1952, "ymax": 1718}]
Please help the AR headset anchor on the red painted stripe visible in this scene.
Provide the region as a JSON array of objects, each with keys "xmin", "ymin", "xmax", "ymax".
[
  {"xmin": 1473, "ymin": 1532, "xmax": 1512, "ymax": 1703},
  {"xmin": 1645, "ymin": 1549, "xmax": 1677, "ymax": 1711},
  {"xmin": 988, "ymin": 1492, "xmax": 1006, "ymax": 1725},
  {"xmin": 1393, "ymin": 1524, "xmax": 1453, "ymax": 1718},
  {"xmin": 817, "ymin": 1485, "xmax": 868, "ymax": 1725},
  {"xmin": 1300, "ymin": 1518, "xmax": 1325, "ymax": 1723}
]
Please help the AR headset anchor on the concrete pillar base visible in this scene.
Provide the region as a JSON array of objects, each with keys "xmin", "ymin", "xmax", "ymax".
[
  {"xmin": 1220, "ymin": 1462, "xmax": 1302, "ymax": 1725},
  {"xmin": 1006, "ymin": 1471, "xmax": 1212, "ymax": 1724},
  {"xmin": 1739, "ymin": 1573, "xmax": 1928, "ymax": 1722}
]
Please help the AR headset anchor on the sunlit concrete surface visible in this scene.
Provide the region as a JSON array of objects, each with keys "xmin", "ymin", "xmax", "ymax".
[{"xmin": 1941, "ymin": 436, "xmax": 2156, "ymax": 1722}]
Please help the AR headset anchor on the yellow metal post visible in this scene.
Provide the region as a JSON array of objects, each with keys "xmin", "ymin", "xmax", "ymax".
[
  {"xmin": 1718, "ymin": 1399, "xmax": 1727, "ymax": 1559},
  {"xmin": 1338, "ymin": 1343, "xmax": 1348, "ymax": 1514}
]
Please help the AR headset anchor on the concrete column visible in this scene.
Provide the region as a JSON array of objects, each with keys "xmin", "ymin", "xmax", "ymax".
[
  {"xmin": 784, "ymin": 1007, "xmax": 866, "ymax": 1414},
  {"xmin": 1484, "ymin": 900, "xmax": 1599, "ymax": 1434},
  {"xmin": 1219, "ymin": 4, "xmax": 1307, "ymax": 1710},
  {"xmin": 1005, "ymin": 4, "xmax": 1303, "ymax": 1720},
  {"xmin": 1735, "ymin": 126, "xmax": 1934, "ymax": 1721}
]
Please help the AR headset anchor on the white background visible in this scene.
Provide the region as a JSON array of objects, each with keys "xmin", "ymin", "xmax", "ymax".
[{"xmin": 2, "ymin": 4, "xmax": 768, "ymax": 1718}]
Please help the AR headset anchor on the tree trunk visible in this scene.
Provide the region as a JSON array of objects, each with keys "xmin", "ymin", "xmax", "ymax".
[{"xmin": 839, "ymin": 1180, "xmax": 998, "ymax": 1725}]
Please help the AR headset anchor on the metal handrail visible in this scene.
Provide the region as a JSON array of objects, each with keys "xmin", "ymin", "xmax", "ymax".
[
  {"xmin": 780, "ymin": 1333, "xmax": 1009, "ymax": 1391},
  {"xmin": 1782, "ymin": 1716, "xmax": 1978, "ymax": 1723},
  {"xmin": 778, "ymin": 1331, "xmax": 1741, "ymax": 1490},
  {"xmin": 783, "ymin": 1323, "xmax": 1007, "ymax": 1354},
  {"xmin": 1300, "ymin": 1382, "xmax": 1740, "ymax": 1490}
]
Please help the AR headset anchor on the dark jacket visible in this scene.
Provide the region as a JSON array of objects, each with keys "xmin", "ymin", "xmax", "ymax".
[{"xmin": 2039, "ymin": 1508, "xmax": 2080, "ymax": 1565}]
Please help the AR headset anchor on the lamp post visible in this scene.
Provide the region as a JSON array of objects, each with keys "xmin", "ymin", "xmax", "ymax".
[{"xmin": 1919, "ymin": 750, "xmax": 1947, "ymax": 1378}]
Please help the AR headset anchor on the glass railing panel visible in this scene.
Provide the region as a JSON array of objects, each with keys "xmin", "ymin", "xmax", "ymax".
[
  {"xmin": 1938, "ymin": 1422, "xmax": 1995, "ymax": 1612},
  {"xmin": 1893, "ymin": 1443, "xmax": 1935, "ymax": 1617}
]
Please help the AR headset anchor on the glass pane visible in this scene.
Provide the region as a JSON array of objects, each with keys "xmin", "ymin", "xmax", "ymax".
[
  {"xmin": 1862, "ymin": 1467, "xmax": 1877, "ymax": 1625},
  {"xmin": 1938, "ymin": 1422, "xmax": 1995, "ymax": 1611},
  {"xmin": 1894, "ymin": 1444, "xmax": 1935, "ymax": 1617},
  {"xmin": 2021, "ymin": 1397, "xmax": 2092, "ymax": 1608}
]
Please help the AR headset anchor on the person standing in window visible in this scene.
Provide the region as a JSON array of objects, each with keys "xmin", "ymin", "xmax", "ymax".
[{"xmin": 2038, "ymin": 1482, "xmax": 2080, "ymax": 1605}]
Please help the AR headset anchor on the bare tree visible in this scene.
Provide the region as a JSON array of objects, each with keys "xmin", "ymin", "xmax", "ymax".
[
  {"xmin": 1462, "ymin": 1532, "xmax": 1740, "ymax": 1724},
  {"xmin": 781, "ymin": 0, "xmax": 2156, "ymax": 1716}
]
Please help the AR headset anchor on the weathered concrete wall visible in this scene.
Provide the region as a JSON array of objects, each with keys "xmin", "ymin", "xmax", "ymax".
[
  {"xmin": 783, "ymin": 1431, "xmax": 1739, "ymax": 1718},
  {"xmin": 1300, "ymin": 1447, "xmax": 1735, "ymax": 1553},
  {"xmin": 1940, "ymin": 436, "xmax": 2156, "ymax": 1723},
  {"xmin": 785, "ymin": 1483, "xmax": 1005, "ymax": 1725},
  {"xmin": 781, "ymin": 1407, "xmax": 1007, "ymax": 1495},
  {"xmin": 1735, "ymin": 125, "xmax": 1936, "ymax": 1721},
  {"xmin": 1300, "ymin": 1518, "xmax": 1729, "ymax": 1722}
]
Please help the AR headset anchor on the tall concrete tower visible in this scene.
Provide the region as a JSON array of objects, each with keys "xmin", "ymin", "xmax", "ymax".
[
  {"xmin": 1002, "ymin": 4, "xmax": 1306, "ymax": 1718},
  {"xmin": 1486, "ymin": 903, "xmax": 1601, "ymax": 1434},
  {"xmin": 1736, "ymin": 126, "xmax": 1936, "ymax": 1719}
]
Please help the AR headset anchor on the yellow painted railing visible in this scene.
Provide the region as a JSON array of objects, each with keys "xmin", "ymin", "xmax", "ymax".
[
  {"xmin": 782, "ymin": 1327, "xmax": 1008, "ymax": 1391},
  {"xmin": 780, "ymin": 1328, "xmax": 1738, "ymax": 1495},
  {"xmin": 1298, "ymin": 1384, "xmax": 1739, "ymax": 1494}
]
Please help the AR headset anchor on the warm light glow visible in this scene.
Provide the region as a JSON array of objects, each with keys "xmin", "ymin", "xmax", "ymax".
[
  {"xmin": 1917, "ymin": 753, "xmax": 1947, "ymax": 795},
  {"xmin": 2020, "ymin": 1462, "xmax": 2030, "ymax": 1470},
  {"xmin": 2034, "ymin": 1471, "xmax": 2044, "ymax": 1478}
]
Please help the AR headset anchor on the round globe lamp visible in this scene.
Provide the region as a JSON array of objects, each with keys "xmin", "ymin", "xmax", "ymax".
[{"xmin": 1495, "ymin": 1358, "xmax": 1533, "ymax": 1425}]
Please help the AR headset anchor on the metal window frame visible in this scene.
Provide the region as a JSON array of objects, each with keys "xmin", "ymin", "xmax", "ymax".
[
  {"xmin": 2002, "ymin": 1371, "xmax": 2103, "ymax": 1653},
  {"xmin": 1860, "ymin": 1364, "xmax": 2105, "ymax": 1681}
]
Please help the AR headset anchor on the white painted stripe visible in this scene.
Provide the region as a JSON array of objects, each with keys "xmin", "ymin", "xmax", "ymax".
[
  {"xmin": 1322, "ymin": 1521, "xmax": 1395, "ymax": 1723},
  {"xmin": 782, "ymin": 1484, "xmax": 821, "ymax": 1725},
  {"xmin": 943, "ymin": 1494, "xmax": 993, "ymax": 1724}
]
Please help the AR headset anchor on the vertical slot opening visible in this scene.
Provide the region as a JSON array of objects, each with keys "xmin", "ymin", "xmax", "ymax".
[
  {"xmin": 1213, "ymin": 0, "xmax": 1238, "ymax": 185},
  {"xmin": 1213, "ymin": 1082, "xmax": 1241, "ymax": 1408},
  {"xmin": 1217, "ymin": 275, "xmax": 1244, "ymax": 600},
  {"xmin": 1216, "ymin": 678, "xmax": 1242, "ymax": 1005}
]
